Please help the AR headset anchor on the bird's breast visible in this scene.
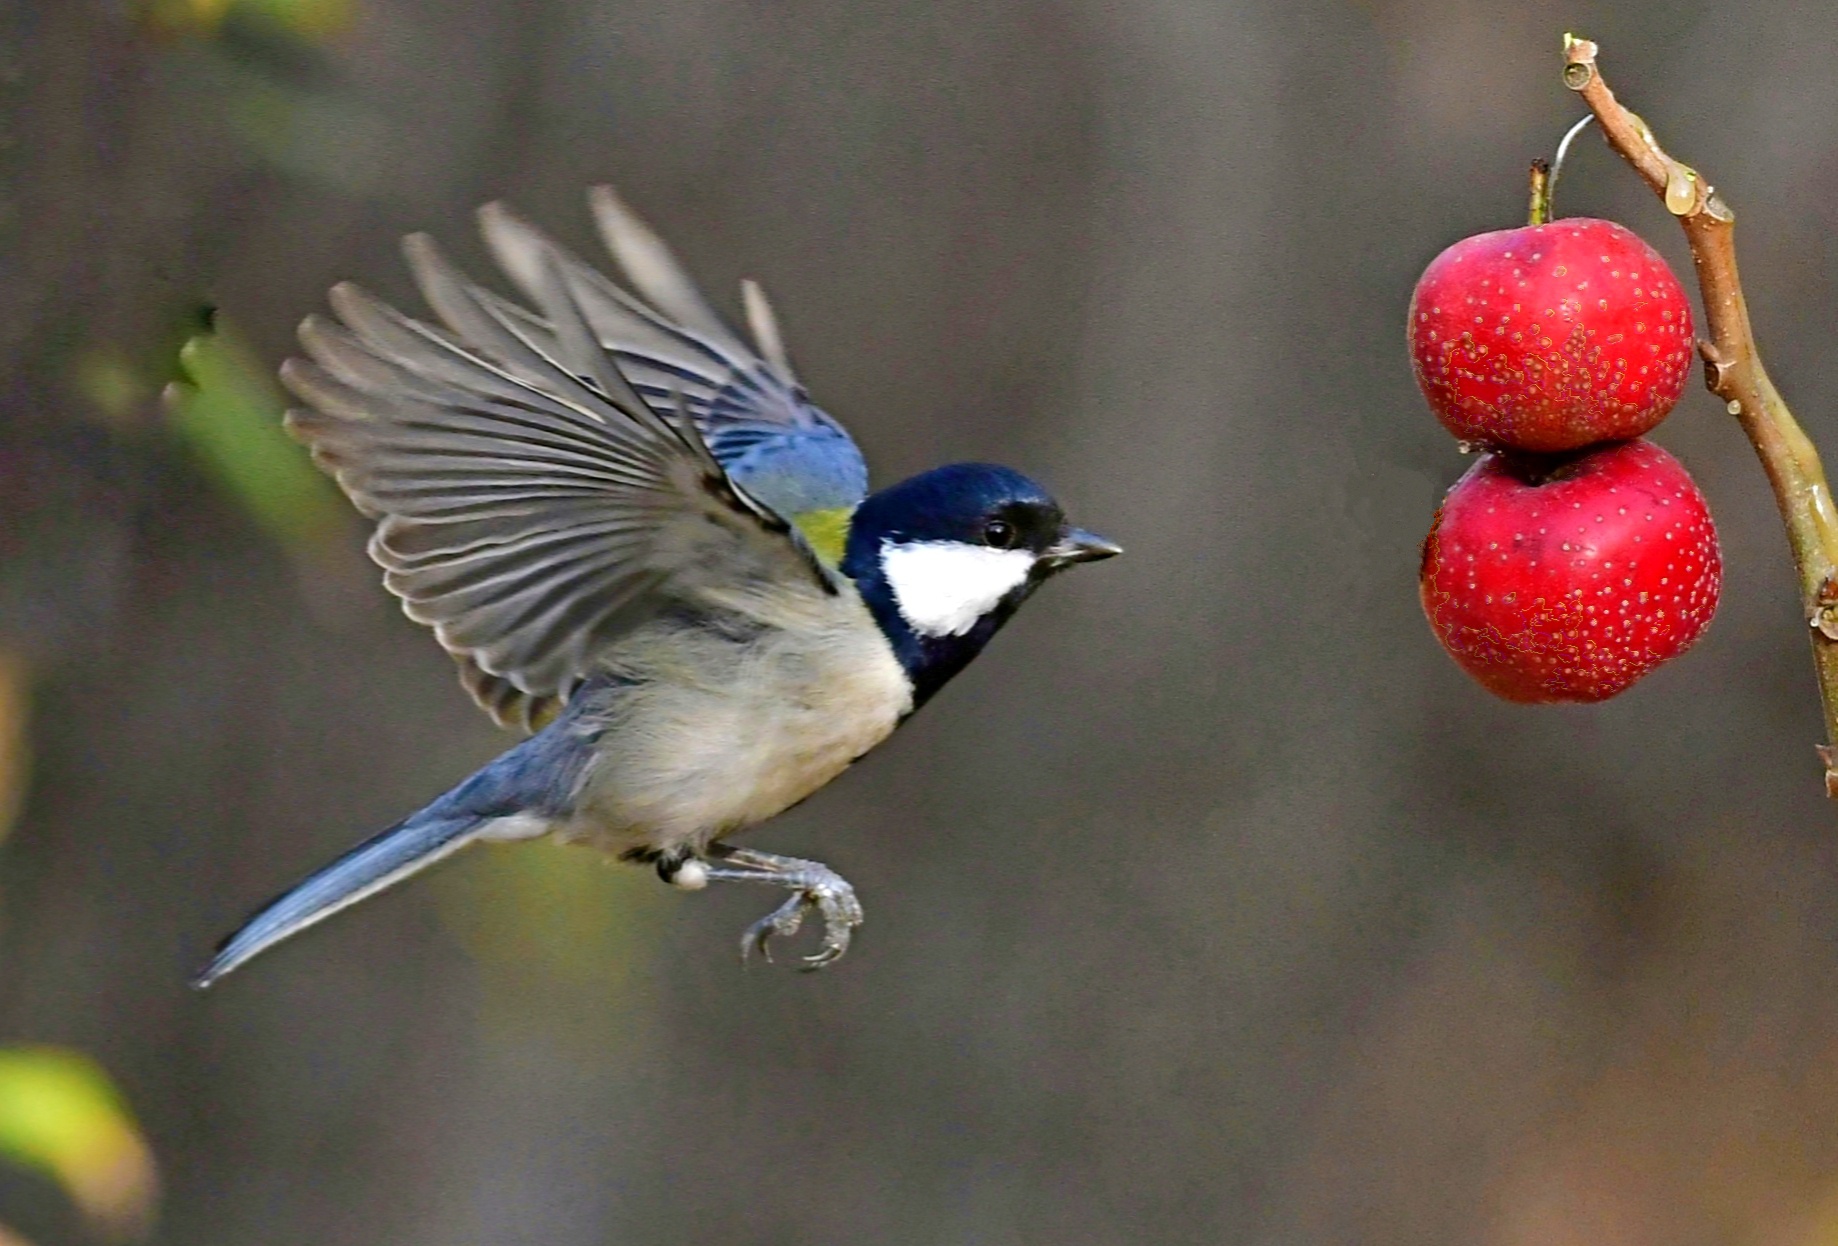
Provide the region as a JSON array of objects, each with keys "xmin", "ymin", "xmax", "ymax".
[{"xmin": 565, "ymin": 594, "xmax": 913, "ymax": 854}]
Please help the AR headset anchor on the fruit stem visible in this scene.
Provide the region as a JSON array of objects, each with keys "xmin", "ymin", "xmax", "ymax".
[
  {"xmin": 1527, "ymin": 159, "xmax": 1552, "ymax": 226},
  {"xmin": 1565, "ymin": 34, "xmax": 1838, "ymax": 799}
]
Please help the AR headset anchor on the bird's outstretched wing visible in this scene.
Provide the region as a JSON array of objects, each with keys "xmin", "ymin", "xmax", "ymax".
[
  {"xmin": 479, "ymin": 189, "xmax": 869, "ymax": 526},
  {"xmin": 283, "ymin": 224, "xmax": 839, "ymax": 730}
]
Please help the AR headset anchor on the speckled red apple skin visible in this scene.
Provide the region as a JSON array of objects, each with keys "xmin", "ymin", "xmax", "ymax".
[
  {"xmin": 1420, "ymin": 439, "xmax": 1721, "ymax": 703},
  {"xmin": 1409, "ymin": 218, "xmax": 1695, "ymax": 453}
]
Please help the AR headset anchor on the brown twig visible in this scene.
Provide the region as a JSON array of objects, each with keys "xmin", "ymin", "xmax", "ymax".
[
  {"xmin": 1562, "ymin": 34, "xmax": 1838, "ymax": 799},
  {"xmin": 1527, "ymin": 159, "xmax": 1552, "ymax": 226}
]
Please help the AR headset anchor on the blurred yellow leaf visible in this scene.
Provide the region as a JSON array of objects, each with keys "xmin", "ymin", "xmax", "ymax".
[
  {"xmin": 0, "ymin": 1048, "xmax": 158, "ymax": 1240},
  {"xmin": 164, "ymin": 326, "xmax": 347, "ymax": 556},
  {"xmin": 0, "ymin": 653, "xmax": 27, "ymax": 848}
]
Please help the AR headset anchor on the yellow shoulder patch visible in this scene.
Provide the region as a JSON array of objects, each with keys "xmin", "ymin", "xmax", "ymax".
[{"xmin": 792, "ymin": 507, "xmax": 855, "ymax": 568}]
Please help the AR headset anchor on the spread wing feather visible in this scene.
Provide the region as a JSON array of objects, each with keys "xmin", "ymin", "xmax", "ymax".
[
  {"xmin": 283, "ymin": 221, "xmax": 838, "ymax": 731},
  {"xmin": 479, "ymin": 192, "xmax": 869, "ymax": 518}
]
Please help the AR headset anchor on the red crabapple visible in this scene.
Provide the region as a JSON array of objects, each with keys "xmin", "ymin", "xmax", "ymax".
[
  {"xmin": 1419, "ymin": 439, "xmax": 1720, "ymax": 703},
  {"xmin": 1409, "ymin": 218, "xmax": 1695, "ymax": 453}
]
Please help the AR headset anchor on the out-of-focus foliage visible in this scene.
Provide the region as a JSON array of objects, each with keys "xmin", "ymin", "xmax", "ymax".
[
  {"xmin": 143, "ymin": 0, "xmax": 393, "ymax": 194},
  {"xmin": 0, "ymin": 655, "xmax": 27, "ymax": 848},
  {"xmin": 220, "ymin": 74, "xmax": 391, "ymax": 194},
  {"xmin": 438, "ymin": 847, "xmax": 663, "ymax": 1037},
  {"xmin": 139, "ymin": 0, "xmax": 353, "ymax": 39},
  {"xmin": 69, "ymin": 302, "xmax": 218, "ymax": 430},
  {"xmin": 68, "ymin": 349, "xmax": 150, "ymax": 430},
  {"xmin": 163, "ymin": 327, "xmax": 347, "ymax": 557},
  {"xmin": 0, "ymin": 1049, "xmax": 158, "ymax": 1241}
]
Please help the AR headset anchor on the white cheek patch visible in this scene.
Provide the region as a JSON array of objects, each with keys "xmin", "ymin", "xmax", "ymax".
[{"xmin": 880, "ymin": 540, "xmax": 1035, "ymax": 638}]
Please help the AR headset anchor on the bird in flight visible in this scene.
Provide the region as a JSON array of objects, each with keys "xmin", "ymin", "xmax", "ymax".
[{"xmin": 195, "ymin": 188, "xmax": 1119, "ymax": 986}]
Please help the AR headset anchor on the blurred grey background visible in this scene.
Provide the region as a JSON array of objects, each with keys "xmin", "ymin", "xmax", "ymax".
[{"xmin": 7, "ymin": 0, "xmax": 1838, "ymax": 1243}]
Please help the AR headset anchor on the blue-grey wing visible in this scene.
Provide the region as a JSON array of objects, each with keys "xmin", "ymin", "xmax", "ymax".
[
  {"xmin": 478, "ymin": 189, "xmax": 870, "ymax": 519},
  {"xmin": 282, "ymin": 218, "xmax": 839, "ymax": 731}
]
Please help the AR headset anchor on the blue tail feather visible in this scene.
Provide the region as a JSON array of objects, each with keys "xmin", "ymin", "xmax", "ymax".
[
  {"xmin": 193, "ymin": 683, "xmax": 605, "ymax": 989},
  {"xmin": 192, "ymin": 812, "xmax": 485, "ymax": 988}
]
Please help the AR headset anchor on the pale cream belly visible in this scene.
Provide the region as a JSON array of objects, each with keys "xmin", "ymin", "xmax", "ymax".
[{"xmin": 557, "ymin": 606, "xmax": 914, "ymax": 856}]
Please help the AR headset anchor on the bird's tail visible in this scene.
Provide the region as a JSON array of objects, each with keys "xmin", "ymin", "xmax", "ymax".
[{"xmin": 193, "ymin": 811, "xmax": 489, "ymax": 989}]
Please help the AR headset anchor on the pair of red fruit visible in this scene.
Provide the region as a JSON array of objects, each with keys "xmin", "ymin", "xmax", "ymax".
[{"xmin": 1410, "ymin": 180, "xmax": 1721, "ymax": 703}]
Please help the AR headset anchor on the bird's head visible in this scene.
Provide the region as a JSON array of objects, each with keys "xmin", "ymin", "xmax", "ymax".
[{"xmin": 841, "ymin": 463, "xmax": 1120, "ymax": 706}]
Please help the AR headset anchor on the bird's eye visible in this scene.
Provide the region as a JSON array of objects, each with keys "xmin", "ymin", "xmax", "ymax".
[{"xmin": 983, "ymin": 519, "xmax": 1018, "ymax": 549}]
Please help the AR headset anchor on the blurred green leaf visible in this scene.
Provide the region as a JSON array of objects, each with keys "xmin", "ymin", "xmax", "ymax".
[
  {"xmin": 237, "ymin": 0, "xmax": 353, "ymax": 36},
  {"xmin": 69, "ymin": 303, "xmax": 218, "ymax": 429},
  {"xmin": 164, "ymin": 326, "xmax": 346, "ymax": 555},
  {"xmin": 0, "ymin": 1048, "xmax": 158, "ymax": 1240},
  {"xmin": 142, "ymin": 0, "xmax": 354, "ymax": 39}
]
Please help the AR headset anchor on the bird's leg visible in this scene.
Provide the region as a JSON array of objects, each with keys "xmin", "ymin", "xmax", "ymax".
[{"xmin": 687, "ymin": 845, "xmax": 863, "ymax": 969}]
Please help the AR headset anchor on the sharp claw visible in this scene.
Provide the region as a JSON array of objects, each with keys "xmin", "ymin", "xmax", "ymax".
[
  {"xmin": 739, "ymin": 921, "xmax": 774, "ymax": 966},
  {"xmin": 798, "ymin": 886, "xmax": 862, "ymax": 971},
  {"xmin": 800, "ymin": 943, "xmax": 846, "ymax": 971},
  {"xmin": 737, "ymin": 878, "xmax": 861, "ymax": 970},
  {"xmin": 740, "ymin": 893, "xmax": 808, "ymax": 966}
]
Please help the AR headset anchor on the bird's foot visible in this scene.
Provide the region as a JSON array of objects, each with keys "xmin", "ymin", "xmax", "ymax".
[
  {"xmin": 739, "ymin": 879, "xmax": 861, "ymax": 969},
  {"xmin": 699, "ymin": 847, "xmax": 862, "ymax": 970}
]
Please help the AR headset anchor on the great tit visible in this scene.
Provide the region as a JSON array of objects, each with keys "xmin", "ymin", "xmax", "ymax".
[{"xmin": 194, "ymin": 188, "xmax": 1119, "ymax": 986}]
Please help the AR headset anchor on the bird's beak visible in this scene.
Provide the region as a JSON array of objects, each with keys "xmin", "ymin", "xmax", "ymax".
[{"xmin": 1042, "ymin": 528, "xmax": 1123, "ymax": 570}]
